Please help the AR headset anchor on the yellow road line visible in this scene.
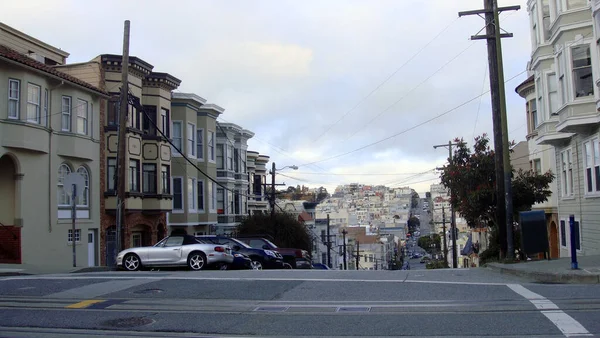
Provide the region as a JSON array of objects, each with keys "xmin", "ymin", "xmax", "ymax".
[{"xmin": 65, "ymin": 299, "xmax": 104, "ymax": 309}]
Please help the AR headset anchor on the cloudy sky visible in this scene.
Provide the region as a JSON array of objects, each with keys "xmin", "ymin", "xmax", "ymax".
[{"xmin": 4, "ymin": 0, "xmax": 531, "ymax": 195}]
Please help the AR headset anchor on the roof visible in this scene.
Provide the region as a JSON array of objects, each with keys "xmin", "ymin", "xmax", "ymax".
[
  {"xmin": 298, "ymin": 211, "xmax": 313, "ymax": 222},
  {"xmin": 515, "ymin": 75, "xmax": 534, "ymax": 94},
  {"xmin": 0, "ymin": 44, "xmax": 107, "ymax": 96}
]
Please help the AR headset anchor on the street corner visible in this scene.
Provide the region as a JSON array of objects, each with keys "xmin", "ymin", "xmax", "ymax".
[{"xmin": 486, "ymin": 262, "xmax": 600, "ymax": 285}]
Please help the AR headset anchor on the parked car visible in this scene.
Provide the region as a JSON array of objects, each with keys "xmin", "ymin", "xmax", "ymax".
[
  {"xmin": 117, "ymin": 235, "xmax": 233, "ymax": 271},
  {"xmin": 312, "ymin": 263, "xmax": 330, "ymax": 270},
  {"xmin": 198, "ymin": 236, "xmax": 285, "ymax": 270},
  {"xmin": 236, "ymin": 236, "xmax": 311, "ymax": 269},
  {"xmin": 229, "ymin": 252, "xmax": 252, "ymax": 270}
]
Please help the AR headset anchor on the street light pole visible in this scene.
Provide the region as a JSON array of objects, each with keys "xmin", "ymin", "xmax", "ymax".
[
  {"xmin": 269, "ymin": 163, "xmax": 299, "ymax": 219},
  {"xmin": 342, "ymin": 228, "xmax": 347, "ymax": 270}
]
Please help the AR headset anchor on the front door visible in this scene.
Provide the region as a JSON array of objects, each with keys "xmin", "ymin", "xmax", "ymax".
[
  {"xmin": 550, "ymin": 221, "xmax": 559, "ymax": 258},
  {"xmin": 87, "ymin": 231, "xmax": 96, "ymax": 267},
  {"xmin": 146, "ymin": 236, "xmax": 184, "ymax": 265}
]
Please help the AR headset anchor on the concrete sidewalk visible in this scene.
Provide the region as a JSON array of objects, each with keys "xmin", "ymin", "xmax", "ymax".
[
  {"xmin": 486, "ymin": 255, "xmax": 600, "ymax": 284},
  {"xmin": 0, "ymin": 263, "xmax": 112, "ymax": 276}
]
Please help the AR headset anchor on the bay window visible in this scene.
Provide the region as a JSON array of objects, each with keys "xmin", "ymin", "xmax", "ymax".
[{"xmin": 572, "ymin": 45, "xmax": 593, "ymax": 98}]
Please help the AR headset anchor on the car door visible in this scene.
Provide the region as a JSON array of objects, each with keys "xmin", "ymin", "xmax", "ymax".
[{"xmin": 147, "ymin": 236, "xmax": 184, "ymax": 265}]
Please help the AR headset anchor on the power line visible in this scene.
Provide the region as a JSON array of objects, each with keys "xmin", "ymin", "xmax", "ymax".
[
  {"xmin": 473, "ymin": 63, "xmax": 489, "ymax": 141},
  {"xmin": 343, "ymin": 41, "xmax": 478, "ymax": 142},
  {"xmin": 290, "ymin": 171, "xmax": 436, "ymax": 176},
  {"xmin": 311, "ymin": 18, "xmax": 460, "ymax": 144},
  {"xmin": 298, "ymin": 69, "xmax": 527, "ymax": 167}
]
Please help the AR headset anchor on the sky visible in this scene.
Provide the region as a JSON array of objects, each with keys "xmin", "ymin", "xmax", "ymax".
[{"xmin": 2, "ymin": 0, "xmax": 532, "ymax": 196}]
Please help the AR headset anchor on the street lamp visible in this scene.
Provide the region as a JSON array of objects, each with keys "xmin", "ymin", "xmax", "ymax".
[{"xmin": 269, "ymin": 162, "xmax": 298, "ymax": 218}]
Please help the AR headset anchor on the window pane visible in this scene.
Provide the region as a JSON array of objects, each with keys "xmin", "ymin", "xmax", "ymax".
[
  {"xmin": 188, "ymin": 178, "xmax": 195, "ymax": 210},
  {"xmin": 173, "ymin": 178, "xmax": 182, "ymax": 209},
  {"xmin": 197, "ymin": 129, "xmax": 203, "ymax": 159},
  {"xmin": 572, "ymin": 45, "xmax": 593, "ymax": 98},
  {"xmin": 107, "ymin": 158, "xmax": 116, "ymax": 191},
  {"xmin": 172, "ymin": 122, "xmax": 182, "ymax": 152},
  {"xmin": 143, "ymin": 164, "xmax": 156, "ymax": 193},
  {"xmin": 567, "ymin": 0, "xmax": 587, "ymax": 9},
  {"xmin": 197, "ymin": 180, "xmax": 204, "ymax": 211}
]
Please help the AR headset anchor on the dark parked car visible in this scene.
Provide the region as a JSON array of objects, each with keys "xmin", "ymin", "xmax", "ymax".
[
  {"xmin": 236, "ymin": 237, "xmax": 311, "ymax": 269},
  {"xmin": 229, "ymin": 252, "xmax": 252, "ymax": 270},
  {"xmin": 197, "ymin": 236, "xmax": 285, "ymax": 270},
  {"xmin": 312, "ymin": 263, "xmax": 330, "ymax": 270}
]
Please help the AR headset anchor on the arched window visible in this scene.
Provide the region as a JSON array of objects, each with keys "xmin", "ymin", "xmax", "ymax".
[
  {"xmin": 58, "ymin": 163, "xmax": 72, "ymax": 206},
  {"xmin": 77, "ymin": 166, "xmax": 89, "ymax": 207}
]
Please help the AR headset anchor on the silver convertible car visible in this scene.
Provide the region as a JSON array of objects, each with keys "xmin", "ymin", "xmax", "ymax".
[{"xmin": 117, "ymin": 235, "xmax": 233, "ymax": 271}]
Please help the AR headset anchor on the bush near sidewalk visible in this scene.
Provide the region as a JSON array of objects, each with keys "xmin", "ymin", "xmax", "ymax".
[{"xmin": 426, "ymin": 260, "xmax": 449, "ymax": 269}]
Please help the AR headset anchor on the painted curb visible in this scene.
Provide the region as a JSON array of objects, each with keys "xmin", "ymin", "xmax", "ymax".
[{"xmin": 486, "ymin": 263, "xmax": 600, "ymax": 284}]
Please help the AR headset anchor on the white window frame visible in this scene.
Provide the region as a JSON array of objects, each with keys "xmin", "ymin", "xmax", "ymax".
[
  {"xmin": 8, "ymin": 79, "xmax": 20, "ymax": 119},
  {"xmin": 565, "ymin": 0, "xmax": 588, "ymax": 11},
  {"xmin": 26, "ymin": 83, "xmax": 41, "ymax": 124},
  {"xmin": 546, "ymin": 72, "xmax": 559, "ymax": 116},
  {"xmin": 187, "ymin": 122, "xmax": 196, "ymax": 158},
  {"xmin": 196, "ymin": 128, "xmax": 204, "ymax": 161},
  {"xmin": 107, "ymin": 158, "xmax": 117, "ymax": 191},
  {"xmin": 76, "ymin": 98, "xmax": 88, "ymax": 135},
  {"xmin": 172, "ymin": 121, "xmax": 183, "ymax": 156},
  {"xmin": 208, "ymin": 130, "xmax": 216, "ymax": 163},
  {"xmin": 210, "ymin": 182, "xmax": 217, "ymax": 212},
  {"xmin": 197, "ymin": 179, "xmax": 205, "ymax": 213},
  {"xmin": 531, "ymin": 3, "xmax": 539, "ymax": 49},
  {"xmin": 560, "ymin": 217, "xmax": 583, "ymax": 252},
  {"xmin": 559, "ymin": 219, "xmax": 567, "ymax": 248},
  {"xmin": 76, "ymin": 166, "xmax": 90, "ymax": 208},
  {"xmin": 536, "ymin": 76, "xmax": 544, "ymax": 125},
  {"xmin": 68, "ymin": 229, "xmax": 81, "ymax": 244},
  {"xmin": 188, "ymin": 177, "xmax": 197, "ymax": 212},
  {"xmin": 582, "ymin": 136, "xmax": 600, "ymax": 195},
  {"xmin": 227, "ymin": 144, "xmax": 234, "ymax": 171},
  {"xmin": 61, "ymin": 96, "xmax": 72, "ymax": 131},
  {"xmin": 560, "ymin": 148, "xmax": 574, "ymax": 198},
  {"xmin": 557, "ymin": 49, "xmax": 568, "ymax": 106},
  {"xmin": 43, "ymin": 89, "xmax": 48, "ymax": 127},
  {"xmin": 172, "ymin": 176, "xmax": 184, "ymax": 213},
  {"xmin": 58, "ymin": 163, "xmax": 72, "ymax": 207},
  {"xmin": 570, "ymin": 43, "xmax": 594, "ymax": 99}
]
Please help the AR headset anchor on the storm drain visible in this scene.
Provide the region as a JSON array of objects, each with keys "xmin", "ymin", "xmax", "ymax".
[
  {"xmin": 337, "ymin": 307, "xmax": 371, "ymax": 313},
  {"xmin": 133, "ymin": 288, "xmax": 164, "ymax": 294},
  {"xmin": 101, "ymin": 317, "xmax": 155, "ymax": 328},
  {"xmin": 254, "ymin": 306, "xmax": 289, "ymax": 312}
]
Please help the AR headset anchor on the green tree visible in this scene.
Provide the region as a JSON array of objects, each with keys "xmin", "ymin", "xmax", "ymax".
[
  {"xmin": 411, "ymin": 190, "xmax": 420, "ymax": 208},
  {"xmin": 235, "ymin": 212, "xmax": 312, "ymax": 252},
  {"xmin": 438, "ymin": 134, "xmax": 554, "ymax": 260},
  {"xmin": 407, "ymin": 216, "xmax": 420, "ymax": 234}
]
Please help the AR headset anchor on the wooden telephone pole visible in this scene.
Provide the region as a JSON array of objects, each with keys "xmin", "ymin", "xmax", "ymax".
[
  {"xmin": 459, "ymin": 1, "xmax": 519, "ymax": 259},
  {"xmin": 116, "ymin": 20, "xmax": 130, "ymax": 253}
]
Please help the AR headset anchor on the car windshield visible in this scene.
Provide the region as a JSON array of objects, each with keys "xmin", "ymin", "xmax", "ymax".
[
  {"xmin": 262, "ymin": 238, "xmax": 278, "ymax": 248},
  {"xmin": 229, "ymin": 238, "xmax": 252, "ymax": 249}
]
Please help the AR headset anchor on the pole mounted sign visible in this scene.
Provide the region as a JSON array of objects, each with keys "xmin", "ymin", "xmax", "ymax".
[{"xmin": 64, "ymin": 172, "xmax": 86, "ymax": 268}]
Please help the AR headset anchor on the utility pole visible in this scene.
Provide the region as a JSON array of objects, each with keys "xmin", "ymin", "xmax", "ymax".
[
  {"xmin": 116, "ymin": 20, "xmax": 130, "ymax": 254},
  {"xmin": 342, "ymin": 228, "xmax": 347, "ymax": 270},
  {"xmin": 270, "ymin": 162, "xmax": 276, "ymax": 219},
  {"xmin": 326, "ymin": 214, "xmax": 331, "ymax": 268},
  {"xmin": 434, "ymin": 141, "xmax": 462, "ymax": 268},
  {"xmin": 355, "ymin": 241, "xmax": 363, "ymax": 270},
  {"xmin": 442, "ymin": 206, "xmax": 448, "ymax": 263},
  {"xmin": 459, "ymin": 0, "xmax": 519, "ymax": 260}
]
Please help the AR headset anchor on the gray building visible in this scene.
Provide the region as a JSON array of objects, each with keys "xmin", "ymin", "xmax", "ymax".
[{"xmin": 524, "ymin": 0, "xmax": 600, "ymax": 256}]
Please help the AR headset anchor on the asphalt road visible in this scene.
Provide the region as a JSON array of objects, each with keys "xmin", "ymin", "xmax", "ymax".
[{"xmin": 1, "ymin": 268, "xmax": 598, "ymax": 337}]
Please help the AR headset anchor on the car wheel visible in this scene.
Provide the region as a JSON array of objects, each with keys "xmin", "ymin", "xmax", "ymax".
[
  {"xmin": 250, "ymin": 260, "xmax": 263, "ymax": 270},
  {"xmin": 123, "ymin": 253, "xmax": 141, "ymax": 271},
  {"xmin": 219, "ymin": 263, "xmax": 229, "ymax": 271},
  {"xmin": 188, "ymin": 252, "xmax": 207, "ymax": 271},
  {"xmin": 283, "ymin": 263, "xmax": 293, "ymax": 269}
]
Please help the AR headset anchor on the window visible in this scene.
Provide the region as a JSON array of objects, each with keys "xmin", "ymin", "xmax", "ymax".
[
  {"xmin": 234, "ymin": 190, "xmax": 241, "ymax": 214},
  {"xmin": 228, "ymin": 190, "xmax": 234, "ymax": 215},
  {"xmin": 8, "ymin": 79, "xmax": 19, "ymax": 119},
  {"xmin": 547, "ymin": 73, "xmax": 559, "ymax": 115},
  {"xmin": 26, "ymin": 83, "xmax": 40, "ymax": 123},
  {"xmin": 542, "ymin": 0, "xmax": 550, "ymax": 41},
  {"xmin": 529, "ymin": 99, "xmax": 538, "ymax": 131},
  {"xmin": 196, "ymin": 129, "xmax": 204, "ymax": 160},
  {"xmin": 172, "ymin": 121, "xmax": 182, "ymax": 154},
  {"xmin": 161, "ymin": 108, "xmax": 170, "ymax": 137},
  {"xmin": 76, "ymin": 166, "xmax": 89, "ymax": 207},
  {"xmin": 227, "ymin": 145, "xmax": 234, "ymax": 170},
  {"xmin": 58, "ymin": 163, "xmax": 72, "ymax": 206},
  {"xmin": 572, "ymin": 45, "xmax": 593, "ymax": 98},
  {"xmin": 560, "ymin": 220, "xmax": 566, "ymax": 247},
  {"xmin": 561, "ymin": 149, "xmax": 574, "ymax": 197},
  {"xmin": 107, "ymin": 97, "xmax": 119, "ymax": 126},
  {"xmin": 208, "ymin": 131, "xmax": 215, "ymax": 161},
  {"xmin": 107, "ymin": 158, "xmax": 116, "ymax": 191},
  {"xmin": 68, "ymin": 229, "xmax": 81, "ymax": 243},
  {"xmin": 188, "ymin": 177, "xmax": 197, "ymax": 211},
  {"xmin": 216, "ymin": 144, "xmax": 224, "ymax": 169},
  {"xmin": 573, "ymin": 220, "xmax": 581, "ymax": 250},
  {"xmin": 129, "ymin": 159, "xmax": 140, "ymax": 192},
  {"xmin": 132, "ymin": 232, "xmax": 142, "ymax": 248},
  {"xmin": 557, "ymin": 51, "xmax": 568, "ymax": 104},
  {"xmin": 217, "ymin": 188, "xmax": 224, "ymax": 213},
  {"xmin": 242, "ymin": 150, "xmax": 247, "ymax": 173},
  {"xmin": 142, "ymin": 105, "xmax": 157, "ymax": 136},
  {"xmin": 187, "ymin": 123, "xmax": 196, "ymax": 157},
  {"xmin": 234, "ymin": 149, "xmax": 240, "ymax": 173},
  {"xmin": 43, "ymin": 89, "xmax": 48, "ymax": 126},
  {"xmin": 531, "ymin": 4, "xmax": 539, "ymax": 48},
  {"xmin": 533, "ymin": 159, "xmax": 542, "ymax": 175},
  {"xmin": 172, "ymin": 177, "xmax": 183, "ymax": 210},
  {"xmin": 536, "ymin": 78, "xmax": 543, "ymax": 125},
  {"xmin": 566, "ymin": 0, "xmax": 587, "ymax": 10},
  {"xmin": 197, "ymin": 180, "xmax": 205, "ymax": 212},
  {"xmin": 61, "ymin": 96, "xmax": 71, "ymax": 131},
  {"xmin": 210, "ymin": 182, "xmax": 217, "ymax": 211},
  {"xmin": 143, "ymin": 164, "xmax": 157, "ymax": 194},
  {"xmin": 75, "ymin": 99, "xmax": 88, "ymax": 135},
  {"xmin": 161, "ymin": 165, "xmax": 170, "ymax": 194},
  {"xmin": 583, "ymin": 138, "xmax": 600, "ymax": 194}
]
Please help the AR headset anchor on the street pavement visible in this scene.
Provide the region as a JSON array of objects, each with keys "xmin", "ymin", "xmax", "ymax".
[{"xmin": 1, "ymin": 268, "xmax": 598, "ymax": 337}]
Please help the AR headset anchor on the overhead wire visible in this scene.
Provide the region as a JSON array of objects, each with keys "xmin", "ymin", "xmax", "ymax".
[
  {"xmin": 343, "ymin": 41, "xmax": 479, "ymax": 142},
  {"xmin": 298, "ymin": 69, "xmax": 528, "ymax": 167},
  {"xmin": 311, "ymin": 17, "xmax": 460, "ymax": 144}
]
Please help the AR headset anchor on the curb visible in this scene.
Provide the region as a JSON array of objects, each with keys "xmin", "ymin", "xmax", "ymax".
[
  {"xmin": 486, "ymin": 263, "xmax": 600, "ymax": 284},
  {"xmin": 71, "ymin": 266, "xmax": 115, "ymax": 273}
]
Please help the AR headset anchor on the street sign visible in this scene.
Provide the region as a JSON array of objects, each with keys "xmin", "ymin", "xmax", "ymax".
[{"xmin": 64, "ymin": 172, "xmax": 85, "ymax": 197}]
